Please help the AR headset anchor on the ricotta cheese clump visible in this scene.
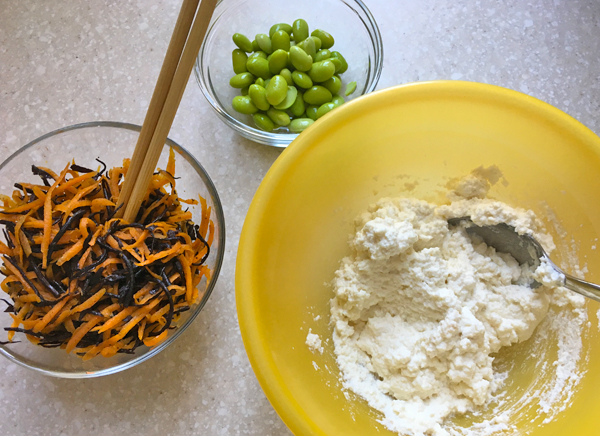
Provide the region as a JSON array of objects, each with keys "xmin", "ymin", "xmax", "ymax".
[{"xmin": 330, "ymin": 192, "xmax": 578, "ymax": 435}]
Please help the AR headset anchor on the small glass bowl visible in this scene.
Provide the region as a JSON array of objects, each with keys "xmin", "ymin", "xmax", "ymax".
[
  {"xmin": 195, "ymin": 0, "xmax": 384, "ymax": 147},
  {"xmin": 0, "ymin": 122, "xmax": 226, "ymax": 378}
]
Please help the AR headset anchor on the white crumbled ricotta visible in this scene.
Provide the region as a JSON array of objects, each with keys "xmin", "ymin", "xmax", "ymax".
[
  {"xmin": 330, "ymin": 193, "xmax": 584, "ymax": 436},
  {"xmin": 306, "ymin": 329, "xmax": 323, "ymax": 354},
  {"xmin": 534, "ymin": 258, "xmax": 566, "ymax": 287},
  {"xmin": 446, "ymin": 165, "xmax": 504, "ymax": 200}
]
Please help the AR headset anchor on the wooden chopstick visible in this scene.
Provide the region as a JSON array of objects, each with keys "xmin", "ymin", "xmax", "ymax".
[
  {"xmin": 116, "ymin": 0, "xmax": 200, "ymax": 218},
  {"xmin": 118, "ymin": 0, "xmax": 218, "ymax": 222}
]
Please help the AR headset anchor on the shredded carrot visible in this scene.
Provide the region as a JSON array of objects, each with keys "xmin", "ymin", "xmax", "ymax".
[
  {"xmin": 3, "ymin": 198, "xmax": 44, "ymax": 214},
  {"xmin": 91, "ymin": 198, "xmax": 115, "ymax": 213},
  {"xmin": 55, "ymin": 238, "xmax": 85, "ymax": 266},
  {"xmin": 149, "ymin": 304, "xmax": 170, "ymax": 323},
  {"xmin": 179, "ymin": 254, "xmax": 194, "ymax": 304},
  {"xmin": 65, "ymin": 316, "xmax": 102, "ymax": 354},
  {"xmin": 166, "ymin": 147, "xmax": 176, "ymax": 177},
  {"xmin": 78, "ymin": 246, "xmax": 93, "ymax": 270},
  {"xmin": 95, "ymin": 306, "xmax": 136, "ymax": 334},
  {"xmin": 33, "ymin": 297, "xmax": 71, "ymax": 333},
  {"xmin": 0, "ymin": 241, "xmax": 12, "ymax": 256},
  {"xmin": 2, "ymin": 257, "xmax": 40, "ymax": 300},
  {"xmin": 143, "ymin": 330, "xmax": 168, "ymax": 347},
  {"xmin": 138, "ymin": 318, "xmax": 147, "ymax": 341},
  {"xmin": 70, "ymin": 288, "xmax": 106, "ymax": 315},
  {"xmin": 0, "ymin": 155, "xmax": 214, "ymax": 358},
  {"xmin": 42, "ymin": 164, "xmax": 70, "ymax": 268},
  {"xmin": 121, "ymin": 230, "xmax": 149, "ymax": 250}
]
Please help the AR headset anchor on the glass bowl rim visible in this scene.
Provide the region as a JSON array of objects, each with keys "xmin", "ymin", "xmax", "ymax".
[
  {"xmin": 0, "ymin": 121, "xmax": 226, "ymax": 378},
  {"xmin": 194, "ymin": 0, "xmax": 385, "ymax": 147}
]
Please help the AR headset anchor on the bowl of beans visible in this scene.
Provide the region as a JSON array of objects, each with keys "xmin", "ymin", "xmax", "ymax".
[{"xmin": 194, "ymin": 0, "xmax": 383, "ymax": 147}]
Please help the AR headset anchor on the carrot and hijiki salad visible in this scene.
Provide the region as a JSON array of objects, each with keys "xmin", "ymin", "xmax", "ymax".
[{"xmin": 0, "ymin": 148, "xmax": 213, "ymax": 360}]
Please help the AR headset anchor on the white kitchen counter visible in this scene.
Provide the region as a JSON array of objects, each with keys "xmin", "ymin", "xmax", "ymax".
[{"xmin": 0, "ymin": 1, "xmax": 599, "ymax": 435}]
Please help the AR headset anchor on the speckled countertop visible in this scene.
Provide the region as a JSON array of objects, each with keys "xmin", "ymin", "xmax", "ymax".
[{"xmin": 0, "ymin": 1, "xmax": 599, "ymax": 435}]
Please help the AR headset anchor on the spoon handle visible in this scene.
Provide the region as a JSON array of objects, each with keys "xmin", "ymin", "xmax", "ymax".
[{"xmin": 563, "ymin": 274, "xmax": 600, "ymax": 303}]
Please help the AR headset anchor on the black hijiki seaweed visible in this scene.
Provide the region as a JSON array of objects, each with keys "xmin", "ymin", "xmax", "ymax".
[
  {"xmin": 28, "ymin": 256, "xmax": 61, "ymax": 297},
  {"xmin": 3, "ymin": 256, "xmax": 49, "ymax": 304},
  {"xmin": 13, "ymin": 183, "xmax": 33, "ymax": 196},
  {"xmin": 0, "ymin": 220, "xmax": 16, "ymax": 232},
  {"xmin": 94, "ymin": 158, "xmax": 107, "ymax": 179},
  {"xmin": 0, "ymin": 160, "xmax": 210, "ymax": 356},
  {"xmin": 0, "ymin": 298, "xmax": 15, "ymax": 313},
  {"xmin": 47, "ymin": 208, "xmax": 87, "ymax": 260},
  {"xmin": 70, "ymin": 164, "xmax": 94, "ymax": 174},
  {"xmin": 153, "ymin": 273, "xmax": 175, "ymax": 336},
  {"xmin": 31, "ymin": 165, "xmax": 54, "ymax": 187}
]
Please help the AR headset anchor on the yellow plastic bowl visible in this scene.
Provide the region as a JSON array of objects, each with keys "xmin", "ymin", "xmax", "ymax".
[{"xmin": 236, "ymin": 81, "xmax": 600, "ymax": 435}]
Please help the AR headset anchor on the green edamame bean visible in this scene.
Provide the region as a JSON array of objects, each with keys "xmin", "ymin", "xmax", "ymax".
[
  {"xmin": 331, "ymin": 94, "xmax": 345, "ymax": 106},
  {"xmin": 230, "ymin": 72, "xmax": 255, "ymax": 88},
  {"xmin": 289, "ymin": 118, "xmax": 314, "ymax": 133},
  {"xmin": 232, "ymin": 49, "xmax": 248, "ymax": 74},
  {"xmin": 289, "ymin": 93, "xmax": 305, "ymax": 117},
  {"xmin": 289, "ymin": 46, "xmax": 313, "ymax": 72},
  {"xmin": 269, "ymin": 23, "xmax": 293, "ymax": 37},
  {"xmin": 286, "ymin": 54, "xmax": 295, "ymax": 72},
  {"xmin": 312, "ymin": 36, "xmax": 322, "ymax": 51},
  {"xmin": 306, "ymin": 105, "xmax": 319, "ymax": 120},
  {"xmin": 292, "ymin": 70, "xmax": 313, "ymax": 89},
  {"xmin": 279, "ymin": 68, "xmax": 293, "ymax": 86},
  {"xmin": 308, "ymin": 60, "xmax": 335, "ymax": 83},
  {"xmin": 314, "ymin": 49, "xmax": 331, "ymax": 62},
  {"xmin": 298, "ymin": 37, "xmax": 316, "ymax": 59},
  {"xmin": 232, "ymin": 33, "xmax": 253, "ymax": 53},
  {"xmin": 311, "ymin": 29, "xmax": 334, "ymax": 49},
  {"xmin": 255, "ymin": 34, "xmax": 273, "ymax": 54},
  {"xmin": 268, "ymin": 49, "xmax": 288, "ymax": 75},
  {"xmin": 345, "ymin": 81, "xmax": 357, "ymax": 96},
  {"xmin": 248, "ymin": 84, "xmax": 270, "ymax": 111},
  {"xmin": 231, "ymin": 24, "xmax": 349, "ymax": 131},
  {"xmin": 267, "ymin": 107, "xmax": 291, "ymax": 127},
  {"xmin": 330, "ymin": 51, "xmax": 348, "ymax": 74},
  {"xmin": 274, "ymin": 86, "xmax": 298, "ymax": 110},
  {"xmin": 248, "ymin": 51, "xmax": 267, "ymax": 61},
  {"xmin": 316, "ymin": 102, "xmax": 337, "ymax": 119},
  {"xmin": 292, "ymin": 19, "xmax": 309, "ymax": 43},
  {"xmin": 253, "ymin": 113, "xmax": 275, "ymax": 132},
  {"xmin": 330, "ymin": 58, "xmax": 343, "ymax": 73},
  {"xmin": 246, "ymin": 57, "xmax": 271, "ymax": 80},
  {"xmin": 303, "ymin": 86, "xmax": 332, "ymax": 105},
  {"xmin": 322, "ymin": 75, "xmax": 342, "ymax": 94},
  {"xmin": 232, "ymin": 95, "xmax": 258, "ymax": 114},
  {"xmin": 265, "ymin": 75, "xmax": 288, "ymax": 105},
  {"xmin": 271, "ymin": 30, "xmax": 291, "ymax": 52}
]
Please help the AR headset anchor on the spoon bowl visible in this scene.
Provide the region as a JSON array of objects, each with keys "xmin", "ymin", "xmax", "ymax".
[{"xmin": 449, "ymin": 216, "xmax": 600, "ymax": 302}]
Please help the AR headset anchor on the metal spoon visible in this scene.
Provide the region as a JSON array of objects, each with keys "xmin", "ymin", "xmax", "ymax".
[{"xmin": 448, "ymin": 217, "xmax": 600, "ymax": 302}]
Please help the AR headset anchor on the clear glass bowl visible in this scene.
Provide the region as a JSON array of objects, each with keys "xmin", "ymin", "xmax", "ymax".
[
  {"xmin": 195, "ymin": 0, "xmax": 383, "ymax": 147},
  {"xmin": 0, "ymin": 122, "xmax": 226, "ymax": 378}
]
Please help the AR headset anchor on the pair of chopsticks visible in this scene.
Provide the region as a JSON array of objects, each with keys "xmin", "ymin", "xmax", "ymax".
[{"xmin": 117, "ymin": 0, "xmax": 218, "ymax": 223}]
